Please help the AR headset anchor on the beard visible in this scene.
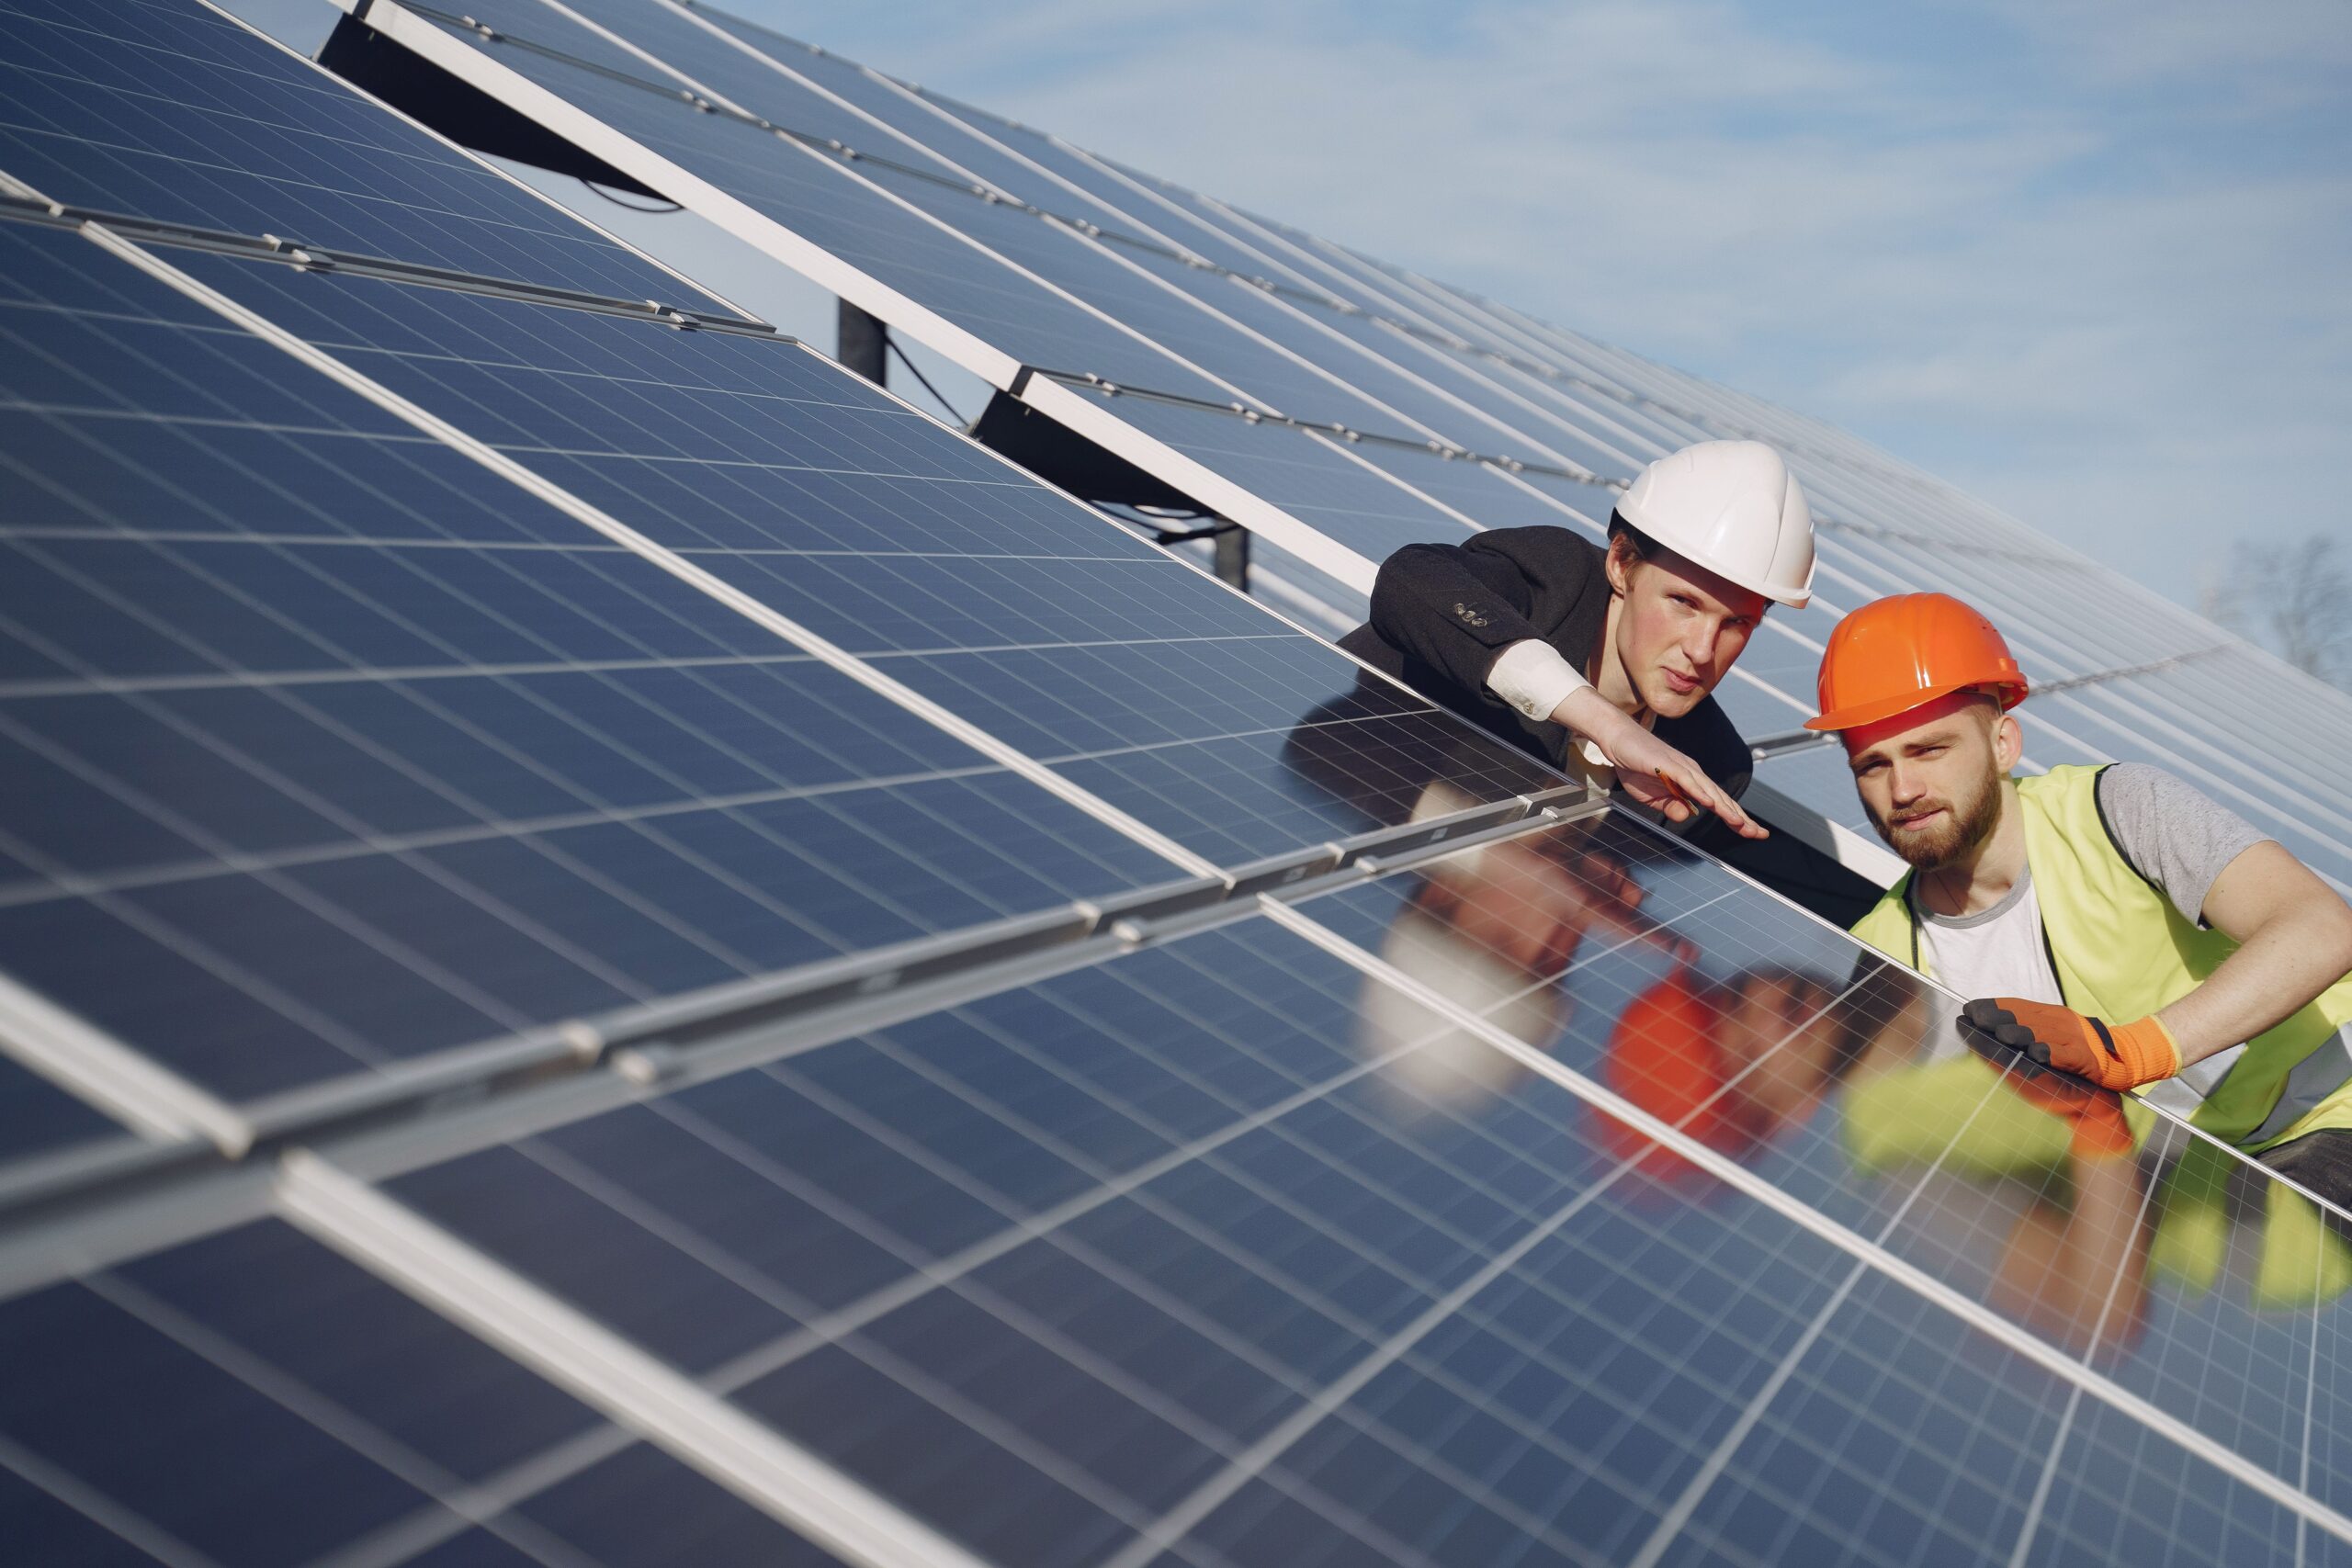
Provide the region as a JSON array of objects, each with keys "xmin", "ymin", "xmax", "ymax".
[{"xmin": 1869, "ymin": 764, "xmax": 2001, "ymax": 872}]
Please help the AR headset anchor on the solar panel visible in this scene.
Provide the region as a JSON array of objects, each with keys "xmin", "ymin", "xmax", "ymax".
[
  {"xmin": 0, "ymin": 217, "xmax": 1232, "ymax": 1129},
  {"xmin": 6, "ymin": 3, "xmax": 2352, "ymax": 1566},
  {"xmin": 336, "ymin": 0, "xmax": 1580, "ymax": 579},
  {"xmin": 0, "ymin": 0, "xmax": 698, "ymax": 299},
  {"xmin": 155, "ymin": 815, "xmax": 2351, "ymax": 1566},
  {"xmin": 345, "ymin": 0, "xmax": 2305, "ymax": 894},
  {"xmin": 147, "ymin": 245, "xmax": 1560, "ymax": 860}
]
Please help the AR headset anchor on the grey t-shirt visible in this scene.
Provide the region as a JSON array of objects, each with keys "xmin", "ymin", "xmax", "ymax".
[
  {"xmin": 1909, "ymin": 765, "xmax": 2270, "ymax": 1074},
  {"xmin": 2094, "ymin": 763, "xmax": 2269, "ymax": 927}
]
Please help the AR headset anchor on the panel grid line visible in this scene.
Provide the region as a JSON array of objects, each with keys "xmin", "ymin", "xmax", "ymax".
[
  {"xmin": 81, "ymin": 219, "xmax": 1225, "ymax": 878},
  {"xmin": 1257, "ymin": 896, "xmax": 2352, "ymax": 1551},
  {"xmin": 277, "ymin": 1150, "xmax": 1002, "ymax": 1568}
]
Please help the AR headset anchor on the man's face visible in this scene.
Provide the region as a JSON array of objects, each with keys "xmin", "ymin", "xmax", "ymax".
[
  {"xmin": 1843, "ymin": 692, "xmax": 2013, "ymax": 870},
  {"xmin": 1609, "ymin": 544, "xmax": 1767, "ymax": 718}
]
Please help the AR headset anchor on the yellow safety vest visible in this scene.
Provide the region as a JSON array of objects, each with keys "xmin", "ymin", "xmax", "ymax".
[
  {"xmin": 1842, "ymin": 1060, "xmax": 2350, "ymax": 1308},
  {"xmin": 1848, "ymin": 764, "xmax": 2352, "ymax": 1150}
]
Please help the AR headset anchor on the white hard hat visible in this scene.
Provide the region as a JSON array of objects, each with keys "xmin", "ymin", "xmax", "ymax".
[{"xmin": 1614, "ymin": 440, "xmax": 1815, "ymax": 607}]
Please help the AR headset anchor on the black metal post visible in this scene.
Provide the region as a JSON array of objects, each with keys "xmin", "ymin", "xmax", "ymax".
[
  {"xmin": 837, "ymin": 299, "xmax": 888, "ymax": 386},
  {"xmin": 1213, "ymin": 523, "xmax": 1250, "ymax": 593}
]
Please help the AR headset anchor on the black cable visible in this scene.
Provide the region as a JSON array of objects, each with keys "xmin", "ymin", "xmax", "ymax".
[
  {"xmin": 884, "ymin": 334, "xmax": 967, "ymax": 425},
  {"xmin": 578, "ymin": 177, "xmax": 684, "ymax": 213}
]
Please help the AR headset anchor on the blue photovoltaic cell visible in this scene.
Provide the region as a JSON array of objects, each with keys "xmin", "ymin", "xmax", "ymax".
[
  {"xmin": 1283, "ymin": 807, "xmax": 2352, "ymax": 1549},
  {"xmin": 1657, "ymin": 1268, "xmax": 2081, "ymax": 1568},
  {"xmin": 0, "ymin": 1055, "xmax": 125, "ymax": 1166},
  {"xmin": 0, "ymin": 0, "xmax": 694, "ymax": 300},
  {"xmin": 341, "ymin": 881, "xmax": 2342, "ymax": 1567},
  {"xmin": 0, "ymin": 217, "xmax": 1181, "ymax": 1108},
  {"xmin": 161, "ymin": 248, "xmax": 1562, "ymax": 866},
  {"xmin": 0, "ymin": 1215, "xmax": 845, "ymax": 1567}
]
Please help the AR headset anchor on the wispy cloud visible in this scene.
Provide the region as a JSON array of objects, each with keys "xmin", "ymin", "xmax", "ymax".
[{"xmin": 743, "ymin": 0, "xmax": 2352, "ymax": 606}]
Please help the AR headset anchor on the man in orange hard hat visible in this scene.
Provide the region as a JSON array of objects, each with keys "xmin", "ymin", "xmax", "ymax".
[
  {"xmin": 1592, "ymin": 967, "xmax": 1873, "ymax": 1186},
  {"xmin": 1808, "ymin": 592, "xmax": 2352, "ymax": 1204}
]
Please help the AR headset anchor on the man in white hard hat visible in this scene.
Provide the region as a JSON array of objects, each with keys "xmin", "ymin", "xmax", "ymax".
[{"xmin": 1338, "ymin": 439, "xmax": 1815, "ymax": 842}]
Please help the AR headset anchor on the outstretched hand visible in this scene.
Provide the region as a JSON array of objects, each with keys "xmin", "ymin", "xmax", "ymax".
[{"xmin": 1559, "ymin": 694, "xmax": 1766, "ymax": 840}]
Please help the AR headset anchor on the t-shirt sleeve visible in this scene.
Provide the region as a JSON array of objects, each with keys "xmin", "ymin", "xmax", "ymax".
[{"xmin": 2095, "ymin": 763, "xmax": 2271, "ymax": 926}]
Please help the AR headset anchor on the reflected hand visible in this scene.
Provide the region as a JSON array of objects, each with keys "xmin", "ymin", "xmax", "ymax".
[
  {"xmin": 2000, "ymin": 1060, "xmax": 2138, "ymax": 1159},
  {"xmin": 1422, "ymin": 838, "xmax": 1691, "ymax": 976}
]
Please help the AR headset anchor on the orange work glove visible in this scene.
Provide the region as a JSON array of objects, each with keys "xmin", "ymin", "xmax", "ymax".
[
  {"xmin": 1997, "ymin": 1060, "xmax": 2139, "ymax": 1159},
  {"xmin": 1961, "ymin": 998, "xmax": 2181, "ymax": 1092}
]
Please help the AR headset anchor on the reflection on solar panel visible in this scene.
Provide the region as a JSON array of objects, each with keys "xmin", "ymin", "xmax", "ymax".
[{"xmin": 3, "ymin": 2, "xmax": 2350, "ymax": 1566}]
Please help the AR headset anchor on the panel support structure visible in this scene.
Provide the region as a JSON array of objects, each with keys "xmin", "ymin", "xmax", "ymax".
[
  {"xmin": 836, "ymin": 297, "xmax": 887, "ymax": 386},
  {"xmin": 1213, "ymin": 521, "xmax": 1250, "ymax": 594}
]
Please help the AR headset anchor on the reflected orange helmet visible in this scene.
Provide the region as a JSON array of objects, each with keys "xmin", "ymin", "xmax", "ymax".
[
  {"xmin": 1804, "ymin": 592, "xmax": 2030, "ymax": 733},
  {"xmin": 1593, "ymin": 975, "xmax": 1761, "ymax": 1181}
]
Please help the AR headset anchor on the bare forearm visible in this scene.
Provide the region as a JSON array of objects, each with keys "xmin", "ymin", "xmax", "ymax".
[{"xmin": 2157, "ymin": 901, "xmax": 2352, "ymax": 1064}]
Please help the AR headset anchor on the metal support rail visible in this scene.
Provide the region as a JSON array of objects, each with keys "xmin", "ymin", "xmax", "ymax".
[
  {"xmin": 387, "ymin": 1, "xmax": 1935, "ymax": 496},
  {"xmin": 1814, "ymin": 513, "xmax": 2090, "ymax": 569},
  {"xmin": 0, "ymin": 788, "xmax": 1603, "ymax": 1281},
  {"xmin": 0, "ymin": 194, "xmax": 784, "ymax": 338},
  {"xmin": 1014, "ymin": 366, "xmax": 1611, "ymax": 488},
  {"xmin": 1747, "ymin": 644, "xmax": 2237, "ymax": 761}
]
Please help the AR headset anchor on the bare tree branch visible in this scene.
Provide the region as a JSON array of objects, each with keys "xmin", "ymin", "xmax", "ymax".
[{"xmin": 2205, "ymin": 534, "xmax": 2352, "ymax": 689}]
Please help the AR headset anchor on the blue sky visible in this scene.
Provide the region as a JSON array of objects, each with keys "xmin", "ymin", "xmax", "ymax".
[{"xmin": 729, "ymin": 0, "xmax": 2352, "ymax": 615}]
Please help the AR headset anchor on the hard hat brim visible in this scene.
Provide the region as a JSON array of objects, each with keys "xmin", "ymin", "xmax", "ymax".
[{"xmin": 1804, "ymin": 679, "xmax": 2030, "ymax": 733}]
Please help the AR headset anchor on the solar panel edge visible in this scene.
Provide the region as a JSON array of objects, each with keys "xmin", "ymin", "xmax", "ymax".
[
  {"xmin": 345, "ymin": 1, "xmax": 1530, "ymax": 597},
  {"xmin": 277, "ymin": 1147, "xmax": 1005, "ymax": 1568},
  {"xmin": 0, "ymin": 953, "xmax": 244, "ymax": 1152},
  {"xmin": 192, "ymin": 0, "xmax": 778, "ymax": 329}
]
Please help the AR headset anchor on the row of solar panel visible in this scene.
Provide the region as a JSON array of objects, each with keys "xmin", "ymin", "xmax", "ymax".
[
  {"xmin": 3, "ymin": 4, "xmax": 2347, "ymax": 1566},
  {"xmin": 0, "ymin": 199, "xmax": 1587, "ymax": 1145},
  {"xmin": 336, "ymin": 0, "xmax": 2352, "ymax": 896},
  {"xmin": 12, "ymin": 807, "xmax": 2351, "ymax": 1567}
]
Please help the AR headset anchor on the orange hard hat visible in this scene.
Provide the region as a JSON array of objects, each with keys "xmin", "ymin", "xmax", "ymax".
[
  {"xmin": 1804, "ymin": 592, "xmax": 2030, "ymax": 732},
  {"xmin": 1592, "ymin": 975, "xmax": 1761, "ymax": 1181}
]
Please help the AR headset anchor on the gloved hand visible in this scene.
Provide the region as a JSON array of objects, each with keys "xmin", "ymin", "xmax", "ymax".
[
  {"xmin": 1961, "ymin": 998, "xmax": 2180, "ymax": 1092},
  {"xmin": 1997, "ymin": 1058, "xmax": 2138, "ymax": 1159}
]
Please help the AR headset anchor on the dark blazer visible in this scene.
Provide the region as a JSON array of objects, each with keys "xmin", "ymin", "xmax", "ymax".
[
  {"xmin": 1337, "ymin": 526, "xmax": 1752, "ymax": 812},
  {"xmin": 1298, "ymin": 527, "xmax": 1878, "ymax": 924}
]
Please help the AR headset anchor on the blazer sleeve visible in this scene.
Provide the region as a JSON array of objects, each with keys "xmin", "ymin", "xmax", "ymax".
[{"xmin": 1365, "ymin": 527, "xmax": 1598, "ymax": 701}]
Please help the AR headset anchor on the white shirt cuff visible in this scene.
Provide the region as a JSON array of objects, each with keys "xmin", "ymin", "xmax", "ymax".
[{"xmin": 1486, "ymin": 638, "xmax": 1589, "ymax": 723}]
